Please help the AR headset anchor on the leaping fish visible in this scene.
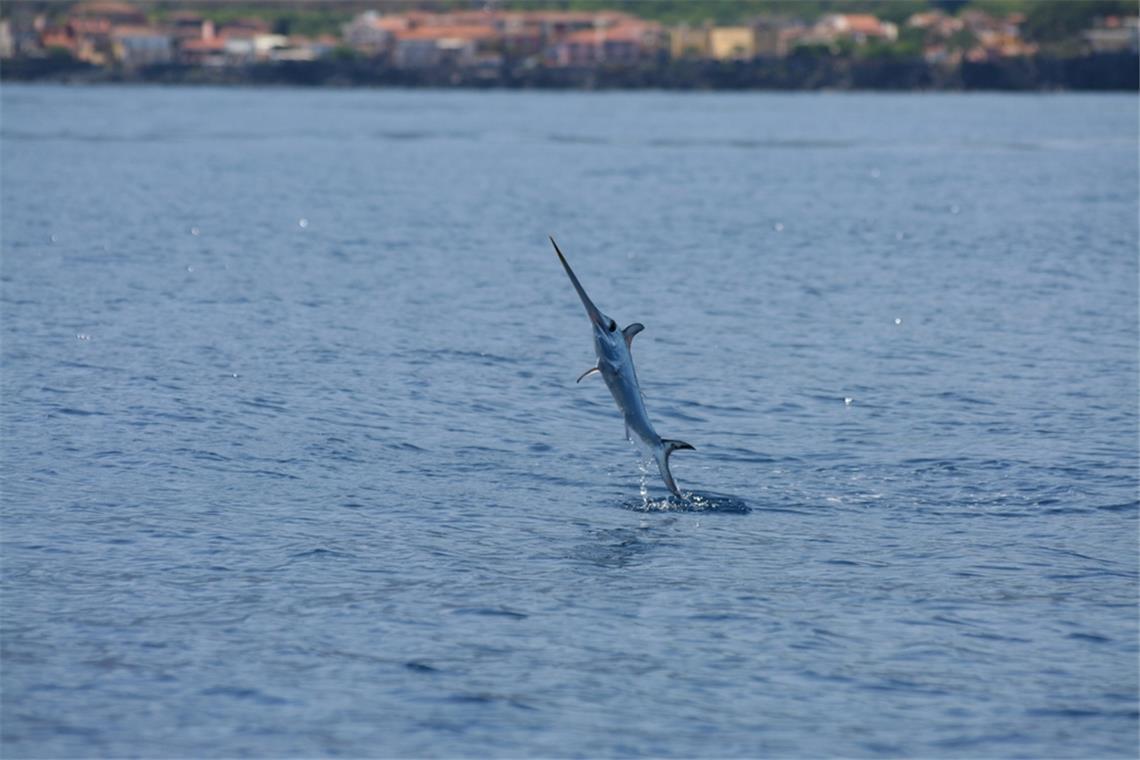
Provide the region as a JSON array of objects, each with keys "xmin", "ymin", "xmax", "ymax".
[{"xmin": 551, "ymin": 236, "xmax": 694, "ymax": 497}]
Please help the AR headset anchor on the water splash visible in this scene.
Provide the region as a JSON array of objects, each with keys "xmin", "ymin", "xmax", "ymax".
[
  {"xmin": 620, "ymin": 490, "xmax": 751, "ymax": 514},
  {"xmin": 636, "ymin": 451, "xmax": 651, "ymax": 508},
  {"xmin": 625, "ymin": 439, "xmax": 749, "ymax": 513}
]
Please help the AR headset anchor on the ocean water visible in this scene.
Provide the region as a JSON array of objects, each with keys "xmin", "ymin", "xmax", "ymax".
[{"xmin": 1, "ymin": 85, "xmax": 1137, "ymax": 758}]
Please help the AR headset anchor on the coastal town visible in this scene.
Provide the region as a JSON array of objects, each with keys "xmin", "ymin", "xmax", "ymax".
[{"xmin": 2, "ymin": 1, "xmax": 1137, "ymax": 89}]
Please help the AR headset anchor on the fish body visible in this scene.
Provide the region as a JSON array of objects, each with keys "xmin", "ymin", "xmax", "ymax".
[{"xmin": 551, "ymin": 237, "xmax": 693, "ymax": 497}]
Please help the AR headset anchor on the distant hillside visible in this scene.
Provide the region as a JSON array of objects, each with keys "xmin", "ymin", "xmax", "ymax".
[{"xmin": 8, "ymin": 0, "xmax": 1134, "ymax": 45}]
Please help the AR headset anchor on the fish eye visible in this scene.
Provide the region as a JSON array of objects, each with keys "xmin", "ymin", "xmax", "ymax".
[{"xmin": 608, "ymin": 320, "xmax": 617, "ymax": 332}]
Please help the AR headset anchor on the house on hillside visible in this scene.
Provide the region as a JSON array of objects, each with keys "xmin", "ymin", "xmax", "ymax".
[
  {"xmin": 392, "ymin": 25, "xmax": 499, "ymax": 69},
  {"xmin": 167, "ymin": 11, "xmax": 215, "ymax": 46},
  {"xmin": 343, "ymin": 11, "xmax": 407, "ymax": 56},
  {"xmin": 1083, "ymin": 15, "xmax": 1139, "ymax": 54},
  {"xmin": 0, "ymin": 21, "xmax": 12, "ymax": 58},
  {"xmin": 668, "ymin": 24, "xmax": 709, "ymax": 58},
  {"xmin": 708, "ymin": 27, "xmax": 756, "ymax": 60},
  {"xmin": 39, "ymin": 26, "xmax": 78, "ymax": 55},
  {"xmin": 815, "ymin": 14, "xmax": 898, "ymax": 44},
  {"xmin": 669, "ymin": 24, "xmax": 757, "ymax": 61},
  {"xmin": 112, "ymin": 26, "xmax": 172, "ymax": 66},
  {"xmin": 550, "ymin": 20, "xmax": 661, "ymax": 66},
  {"xmin": 178, "ymin": 36, "xmax": 226, "ymax": 65}
]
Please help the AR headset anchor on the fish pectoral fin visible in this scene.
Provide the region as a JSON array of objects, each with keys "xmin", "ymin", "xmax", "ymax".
[
  {"xmin": 576, "ymin": 366, "xmax": 600, "ymax": 383},
  {"xmin": 622, "ymin": 322, "xmax": 645, "ymax": 347}
]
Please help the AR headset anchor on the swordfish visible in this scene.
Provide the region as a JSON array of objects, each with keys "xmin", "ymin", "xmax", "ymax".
[{"xmin": 551, "ymin": 237, "xmax": 694, "ymax": 497}]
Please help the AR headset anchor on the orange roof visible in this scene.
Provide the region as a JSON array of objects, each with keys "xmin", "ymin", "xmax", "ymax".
[
  {"xmin": 564, "ymin": 24, "xmax": 646, "ymax": 45},
  {"xmin": 219, "ymin": 28, "xmax": 258, "ymax": 40},
  {"xmin": 564, "ymin": 28, "xmax": 596, "ymax": 43},
  {"xmin": 436, "ymin": 10, "xmax": 504, "ymax": 25},
  {"xmin": 112, "ymin": 25, "xmax": 167, "ymax": 38},
  {"xmin": 396, "ymin": 25, "xmax": 498, "ymax": 42},
  {"xmin": 842, "ymin": 14, "xmax": 885, "ymax": 34},
  {"xmin": 181, "ymin": 37, "xmax": 226, "ymax": 52},
  {"xmin": 370, "ymin": 16, "xmax": 408, "ymax": 32},
  {"xmin": 616, "ymin": 21, "xmax": 660, "ymax": 36},
  {"xmin": 69, "ymin": 18, "xmax": 111, "ymax": 35},
  {"xmin": 41, "ymin": 31, "xmax": 76, "ymax": 48},
  {"xmin": 531, "ymin": 10, "xmax": 629, "ymax": 24}
]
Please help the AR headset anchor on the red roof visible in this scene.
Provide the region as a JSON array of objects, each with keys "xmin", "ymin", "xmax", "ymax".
[
  {"xmin": 181, "ymin": 37, "xmax": 226, "ymax": 52},
  {"xmin": 564, "ymin": 24, "xmax": 647, "ymax": 45},
  {"xmin": 112, "ymin": 25, "xmax": 168, "ymax": 39},
  {"xmin": 842, "ymin": 15, "xmax": 886, "ymax": 35},
  {"xmin": 69, "ymin": 18, "xmax": 111, "ymax": 35},
  {"xmin": 41, "ymin": 31, "xmax": 76, "ymax": 48},
  {"xmin": 396, "ymin": 25, "xmax": 498, "ymax": 42},
  {"xmin": 370, "ymin": 16, "xmax": 408, "ymax": 32}
]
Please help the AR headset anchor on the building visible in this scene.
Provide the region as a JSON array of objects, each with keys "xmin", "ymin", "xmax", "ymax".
[
  {"xmin": 178, "ymin": 37, "xmax": 226, "ymax": 66},
  {"xmin": 253, "ymin": 34, "xmax": 289, "ymax": 59},
  {"xmin": 342, "ymin": 11, "xmax": 405, "ymax": 56},
  {"xmin": 0, "ymin": 20, "xmax": 12, "ymax": 58},
  {"xmin": 39, "ymin": 26, "xmax": 77, "ymax": 55},
  {"xmin": 1084, "ymin": 16, "xmax": 1140, "ymax": 54},
  {"xmin": 167, "ymin": 12, "xmax": 215, "ymax": 46},
  {"xmin": 815, "ymin": 14, "xmax": 899, "ymax": 44},
  {"xmin": 392, "ymin": 25, "xmax": 498, "ymax": 69},
  {"xmin": 68, "ymin": 17, "xmax": 114, "ymax": 64},
  {"xmin": 668, "ymin": 24, "xmax": 709, "ymax": 59},
  {"xmin": 550, "ymin": 21, "xmax": 659, "ymax": 66},
  {"xmin": 752, "ymin": 17, "xmax": 803, "ymax": 57},
  {"xmin": 669, "ymin": 24, "xmax": 759, "ymax": 61},
  {"xmin": 907, "ymin": 10, "xmax": 964, "ymax": 37},
  {"xmin": 708, "ymin": 27, "xmax": 755, "ymax": 60},
  {"xmin": 112, "ymin": 26, "xmax": 172, "ymax": 66}
]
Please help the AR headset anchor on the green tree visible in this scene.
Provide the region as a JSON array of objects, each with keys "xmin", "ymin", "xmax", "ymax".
[{"xmin": 1023, "ymin": 0, "xmax": 1132, "ymax": 43}]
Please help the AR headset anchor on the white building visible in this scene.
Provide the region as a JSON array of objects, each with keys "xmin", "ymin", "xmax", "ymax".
[{"xmin": 0, "ymin": 20, "xmax": 13, "ymax": 58}]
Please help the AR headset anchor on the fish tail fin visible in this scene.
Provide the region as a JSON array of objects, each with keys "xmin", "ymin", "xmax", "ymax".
[{"xmin": 655, "ymin": 439, "xmax": 695, "ymax": 497}]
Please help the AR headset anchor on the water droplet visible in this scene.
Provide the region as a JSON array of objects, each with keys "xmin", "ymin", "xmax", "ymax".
[
  {"xmin": 49, "ymin": 234, "xmax": 58, "ymax": 243},
  {"xmin": 298, "ymin": 218, "xmax": 309, "ymax": 229},
  {"xmin": 894, "ymin": 317, "xmax": 903, "ymax": 325},
  {"xmin": 190, "ymin": 226, "xmax": 200, "ymax": 236},
  {"xmin": 231, "ymin": 372, "xmax": 239, "ymax": 378},
  {"xmin": 773, "ymin": 222, "xmax": 784, "ymax": 232},
  {"xmin": 844, "ymin": 397, "xmax": 853, "ymax": 406},
  {"xmin": 76, "ymin": 333, "xmax": 91, "ymax": 341},
  {"xmin": 186, "ymin": 265, "xmax": 194, "ymax": 272}
]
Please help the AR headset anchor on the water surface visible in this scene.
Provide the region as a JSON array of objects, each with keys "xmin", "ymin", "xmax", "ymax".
[{"xmin": 2, "ymin": 86, "xmax": 1137, "ymax": 758}]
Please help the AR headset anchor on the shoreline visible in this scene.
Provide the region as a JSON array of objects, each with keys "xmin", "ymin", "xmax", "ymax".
[{"xmin": 3, "ymin": 53, "xmax": 1137, "ymax": 92}]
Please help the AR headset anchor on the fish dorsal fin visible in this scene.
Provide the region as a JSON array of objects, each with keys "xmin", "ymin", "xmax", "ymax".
[
  {"xmin": 576, "ymin": 366, "xmax": 600, "ymax": 383},
  {"xmin": 622, "ymin": 322, "xmax": 644, "ymax": 347}
]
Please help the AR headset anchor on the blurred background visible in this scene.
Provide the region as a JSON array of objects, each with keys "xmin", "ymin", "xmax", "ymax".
[
  {"xmin": 1, "ymin": 2, "xmax": 1137, "ymax": 759},
  {"xmin": 2, "ymin": 0, "xmax": 1138, "ymax": 89}
]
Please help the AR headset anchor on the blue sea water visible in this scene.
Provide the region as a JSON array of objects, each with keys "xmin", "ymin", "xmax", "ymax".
[{"xmin": 1, "ymin": 85, "xmax": 1137, "ymax": 758}]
